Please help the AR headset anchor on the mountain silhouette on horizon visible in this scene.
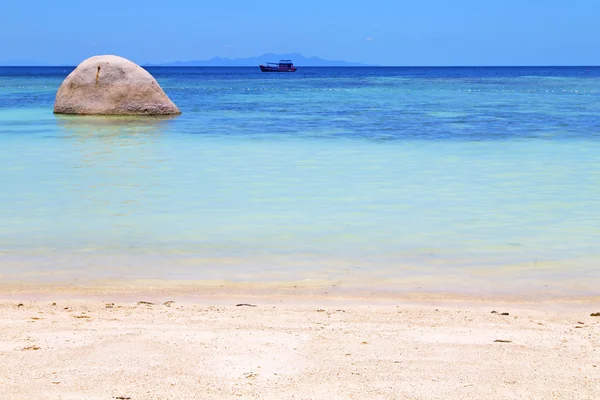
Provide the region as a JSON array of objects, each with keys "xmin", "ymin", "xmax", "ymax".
[
  {"xmin": 145, "ymin": 53, "xmax": 370, "ymax": 67},
  {"xmin": 0, "ymin": 60, "xmax": 46, "ymax": 66}
]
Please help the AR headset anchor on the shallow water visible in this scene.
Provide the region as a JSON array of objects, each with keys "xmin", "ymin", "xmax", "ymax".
[{"xmin": 1, "ymin": 67, "xmax": 600, "ymax": 294}]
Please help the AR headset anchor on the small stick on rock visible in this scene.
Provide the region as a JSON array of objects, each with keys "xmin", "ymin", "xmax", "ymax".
[
  {"xmin": 236, "ymin": 303, "xmax": 257, "ymax": 307},
  {"xmin": 494, "ymin": 339, "xmax": 512, "ymax": 343}
]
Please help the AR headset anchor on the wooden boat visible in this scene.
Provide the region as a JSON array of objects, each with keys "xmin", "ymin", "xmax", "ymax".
[{"xmin": 259, "ymin": 60, "xmax": 297, "ymax": 72}]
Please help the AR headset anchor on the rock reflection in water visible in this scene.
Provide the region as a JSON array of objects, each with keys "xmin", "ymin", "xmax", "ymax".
[{"xmin": 54, "ymin": 115, "xmax": 177, "ymax": 251}]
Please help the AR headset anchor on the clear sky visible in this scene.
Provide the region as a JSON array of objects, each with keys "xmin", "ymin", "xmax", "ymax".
[{"xmin": 1, "ymin": 0, "xmax": 598, "ymax": 66}]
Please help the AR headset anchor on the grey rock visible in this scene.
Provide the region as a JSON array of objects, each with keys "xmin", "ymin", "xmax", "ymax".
[{"xmin": 54, "ymin": 55, "xmax": 180, "ymax": 115}]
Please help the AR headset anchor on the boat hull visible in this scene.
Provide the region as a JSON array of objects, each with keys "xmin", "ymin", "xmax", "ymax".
[{"xmin": 259, "ymin": 65, "xmax": 297, "ymax": 72}]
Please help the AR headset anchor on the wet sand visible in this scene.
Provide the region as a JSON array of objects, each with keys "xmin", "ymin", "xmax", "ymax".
[{"xmin": 0, "ymin": 288, "xmax": 599, "ymax": 399}]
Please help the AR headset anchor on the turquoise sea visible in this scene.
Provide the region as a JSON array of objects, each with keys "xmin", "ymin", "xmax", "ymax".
[{"xmin": 1, "ymin": 66, "xmax": 600, "ymax": 295}]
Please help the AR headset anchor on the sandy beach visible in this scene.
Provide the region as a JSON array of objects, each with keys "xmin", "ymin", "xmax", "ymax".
[{"xmin": 1, "ymin": 288, "xmax": 599, "ymax": 400}]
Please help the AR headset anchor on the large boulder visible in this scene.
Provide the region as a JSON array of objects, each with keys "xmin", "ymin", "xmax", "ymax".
[{"xmin": 54, "ymin": 55, "xmax": 180, "ymax": 115}]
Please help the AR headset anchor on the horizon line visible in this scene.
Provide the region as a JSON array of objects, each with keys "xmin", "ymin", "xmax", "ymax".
[{"xmin": 2, "ymin": 65, "xmax": 600, "ymax": 68}]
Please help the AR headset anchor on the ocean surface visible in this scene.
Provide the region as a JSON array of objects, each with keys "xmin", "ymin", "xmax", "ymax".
[{"xmin": 1, "ymin": 66, "xmax": 600, "ymax": 295}]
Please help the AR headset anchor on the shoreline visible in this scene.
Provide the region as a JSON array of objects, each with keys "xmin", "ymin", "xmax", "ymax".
[{"xmin": 1, "ymin": 280, "xmax": 599, "ymax": 307}]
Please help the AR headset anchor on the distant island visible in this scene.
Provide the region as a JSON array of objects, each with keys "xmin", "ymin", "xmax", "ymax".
[
  {"xmin": 0, "ymin": 60, "xmax": 47, "ymax": 66},
  {"xmin": 0, "ymin": 53, "xmax": 371, "ymax": 67},
  {"xmin": 144, "ymin": 53, "xmax": 370, "ymax": 67}
]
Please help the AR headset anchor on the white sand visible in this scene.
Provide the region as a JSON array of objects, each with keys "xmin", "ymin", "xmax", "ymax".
[{"xmin": 0, "ymin": 291, "xmax": 599, "ymax": 399}]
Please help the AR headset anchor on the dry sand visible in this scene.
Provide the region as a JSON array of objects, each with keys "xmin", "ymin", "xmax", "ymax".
[{"xmin": 0, "ymin": 290, "xmax": 599, "ymax": 399}]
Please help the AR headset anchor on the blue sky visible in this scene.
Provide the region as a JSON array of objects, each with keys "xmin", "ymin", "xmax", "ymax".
[{"xmin": 1, "ymin": 0, "xmax": 598, "ymax": 65}]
